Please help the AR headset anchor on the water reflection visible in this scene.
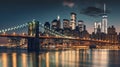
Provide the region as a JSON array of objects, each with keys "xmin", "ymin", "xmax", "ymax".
[
  {"xmin": 0, "ymin": 49, "xmax": 120, "ymax": 67},
  {"xmin": 12, "ymin": 53, "xmax": 17, "ymax": 67},
  {"xmin": 2, "ymin": 53, "xmax": 8, "ymax": 67},
  {"xmin": 91, "ymin": 50, "xmax": 109, "ymax": 67},
  {"xmin": 28, "ymin": 52, "xmax": 39, "ymax": 67}
]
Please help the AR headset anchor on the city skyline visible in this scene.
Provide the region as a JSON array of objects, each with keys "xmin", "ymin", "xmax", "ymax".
[
  {"xmin": 0, "ymin": 0, "xmax": 120, "ymax": 33},
  {"xmin": 1, "ymin": 1, "xmax": 120, "ymax": 67}
]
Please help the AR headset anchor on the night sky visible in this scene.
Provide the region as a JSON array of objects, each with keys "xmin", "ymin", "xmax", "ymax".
[{"xmin": 0, "ymin": 0, "xmax": 120, "ymax": 34}]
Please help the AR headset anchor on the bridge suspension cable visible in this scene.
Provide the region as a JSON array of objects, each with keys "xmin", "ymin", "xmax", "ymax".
[
  {"xmin": 0, "ymin": 23, "xmax": 28, "ymax": 33},
  {"xmin": 39, "ymin": 22, "xmax": 70, "ymax": 38},
  {"xmin": 0, "ymin": 21, "xmax": 75, "ymax": 39}
]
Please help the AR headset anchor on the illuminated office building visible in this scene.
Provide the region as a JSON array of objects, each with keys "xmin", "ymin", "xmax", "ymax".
[
  {"xmin": 101, "ymin": 3, "xmax": 108, "ymax": 34},
  {"xmin": 78, "ymin": 20, "xmax": 84, "ymax": 32},
  {"xmin": 94, "ymin": 22, "xmax": 101, "ymax": 33},
  {"xmin": 107, "ymin": 25, "xmax": 117, "ymax": 43},
  {"xmin": 70, "ymin": 12, "xmax": 76, "ymax": 30},
  {"xmin": 63, "ymin": 19, "xmax": 70, "ymax": 29},
  {"xmin": 51, "ymin": 16, "xmax": 61, "ymax": 30}
]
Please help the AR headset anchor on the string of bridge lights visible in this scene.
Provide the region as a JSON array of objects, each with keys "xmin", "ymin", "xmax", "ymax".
[
  {"xmin": 0, "ymin": 21, "xmax": 73, "ymax": 39},
  {"xmin": 0, "ymin": 21, "xmax": 66, "ymax": 37},
  {"xmin": 0, "ymin": 23, "xmax": 28, "ymax": 33},
  {"xmin": 0, "ymin": 20, "xmax": 114, "ymax": 44}
]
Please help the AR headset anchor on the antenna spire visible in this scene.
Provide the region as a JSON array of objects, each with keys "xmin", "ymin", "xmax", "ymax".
[{"xmin": 104, "ymin": 3, "xmax": 106, "ymax": 14}]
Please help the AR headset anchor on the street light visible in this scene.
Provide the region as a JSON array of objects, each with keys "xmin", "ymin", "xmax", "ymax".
[
  {"xmin": 13, "ymin": 32, "xmax": 16, "ymax": 35},
  {"xmin": 22, "ymin": 33, "xmax": 25, "ymax": 36}
]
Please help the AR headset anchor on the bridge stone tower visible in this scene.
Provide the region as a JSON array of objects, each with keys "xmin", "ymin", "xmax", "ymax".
[{"xmin": 28, "ymin": 20, "xmax": 40, "ymax": 51}]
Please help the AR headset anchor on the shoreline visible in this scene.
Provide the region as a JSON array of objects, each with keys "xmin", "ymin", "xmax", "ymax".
[{"xmin": 0, "ymin": 45, "xmax": 120, "ymax": 53}]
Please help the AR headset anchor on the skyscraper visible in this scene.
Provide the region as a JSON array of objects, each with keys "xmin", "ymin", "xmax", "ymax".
[
  {"xmin": 51, "ymin": 16, "xmax": 61, "ymax": 30},
  {"xmin": 63, "ymin": 19, "xmax": 70, "ymax": 29},
  {"xmin": 101, "ymin": 3, "xmax": 108, "ymax": 34},
  {"xmin": 94, "ymin": 22, "xmax": 101, "ymax": 34},
  {"xmin": 51, "ymin": 19, "xmax": 58, "ymax": 30},
  {"xmin": 78, "ymin": 20, "xmax": 84, "ymax": 32},
  {"xmin": 44, "ymin": 22, "xmax": 50, "ymax": 34},
  {"xmin": 94, "ymin": 22, "xmax": 97, "ymax": 33},
  {"xmin": 57, "ymin": 16, "xmax": 61, "ymax": 29},
  {"xmin": 107, "ymin": 25, "xmax": 117, "ymax": 43},
  {"xmin": 70, "ymin": 12, "xmax": 76, "ymax": 30}
]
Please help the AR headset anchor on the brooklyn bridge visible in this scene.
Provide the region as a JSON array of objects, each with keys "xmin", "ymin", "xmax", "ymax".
[{"xmin": 0, "ymin": 20, "xmax": 119, "ymax": 51}]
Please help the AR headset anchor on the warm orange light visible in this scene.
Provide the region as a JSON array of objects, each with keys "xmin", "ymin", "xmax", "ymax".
[
  {"xmin": 2, "ymin": 53, "xmax": 8, "ymax": 67},
  {"xmin": 55, "ymin": 52, "xmax": 59, "ymax": 67},
  {"xmin": 46, "ymin": 52, "xmax": 49, "ymax": 67},
  {"xmin": 22, "ymin": 53, "xmax": 27, "ymax": 67},
  {"xmin": 12, "ymin": 53, "xmax": 17, "ymax": 67}
]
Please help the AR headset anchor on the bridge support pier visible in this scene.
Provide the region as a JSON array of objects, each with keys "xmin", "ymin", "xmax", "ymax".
[
  {"xmin": 28, "ymin": 38, "xmax": 40, "ymax": 52},
  {"xmin": 27, "ymin": 20, "xmax": 40, "ymax": 52}
]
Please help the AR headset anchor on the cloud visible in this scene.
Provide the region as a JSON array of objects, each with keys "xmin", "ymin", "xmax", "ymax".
[
  {"xmin": 80, "ymin": 6, "xmax": 110, "ymax": 17},
  {"xmin": 63, "ymin": 0, "xmax": 75, "ymax": 8}
]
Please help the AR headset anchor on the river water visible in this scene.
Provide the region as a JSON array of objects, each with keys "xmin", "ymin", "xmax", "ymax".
[{"xmin": 0, "ymin": 49, "xmax": 120, "ymax": 67}]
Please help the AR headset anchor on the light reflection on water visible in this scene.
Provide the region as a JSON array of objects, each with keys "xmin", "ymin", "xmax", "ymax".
[{"xmin": 0, "ymin": 49, "xmax": 120, "ymax": 67}]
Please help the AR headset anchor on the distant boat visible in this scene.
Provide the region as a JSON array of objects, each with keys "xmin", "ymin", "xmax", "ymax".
[{"xmin": 89, "ymin": 44, "xmax": 96, "ymax": 49}]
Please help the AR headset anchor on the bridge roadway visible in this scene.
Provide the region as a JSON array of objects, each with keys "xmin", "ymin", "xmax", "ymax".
[{"xmin": 0, "ymin": 34, "xmax": 119, "ymax": 44}]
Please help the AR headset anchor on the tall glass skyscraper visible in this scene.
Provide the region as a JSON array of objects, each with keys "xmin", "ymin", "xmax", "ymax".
[
  {"xmin": 70, "ymin": 12, "xmax": 76, "ymax": 30},
  {"xmin": 101, "ymin": 3, "xmax": 108, "ymax": 34}
]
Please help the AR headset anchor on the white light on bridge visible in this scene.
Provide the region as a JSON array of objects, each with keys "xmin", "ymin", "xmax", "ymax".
[
  {"xmin": 16, "ymin": 26, "xmax": 19, "ymax": 29},
  {"xmin": 14, "ymin": 27, "xmax": 17, "ymax": 29},
  {"xmin": 3, "ymin": 32, "xmax": 6, "ymax": 35},
  {"xmin": 7, "ymin": 28, "xmax": 10, "ymax": 31},
  {"xmin": 11, "ymin": 28, "xmax": 14, "ymax": 30},
  {"xmin": 5, "ymin": 29, "xmax": 7, "ymax": 32},
  {"xmin": 2, "ymin": 30, "xmax": 4, "ymax": 32},
  {"xmin": 20, "ymin": 25, "xmax": 23, "ymax": 28}
]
